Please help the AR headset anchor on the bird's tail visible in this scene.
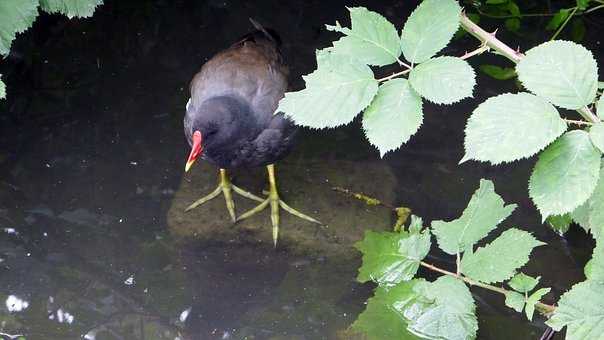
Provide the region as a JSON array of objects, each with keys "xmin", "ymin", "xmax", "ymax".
[{"xmin": 248, "ymin": 18, "xmax": 282, "ymax": 46}]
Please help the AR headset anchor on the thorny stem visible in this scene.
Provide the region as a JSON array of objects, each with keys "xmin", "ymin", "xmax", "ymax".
[
  {"xmin": 564, "ymin": 118, "xmax": 594, "ymax": 126},
  {"xmin": 420, "ymin": 261, "xmax": 557, "ymax": 316},
  {"xmin": 459, "ymin": 12, "xmax": 601, "ymax": 124},
  {"xmin": 377, "ymin": 43, "xmax": 488, "ymax": 83}
]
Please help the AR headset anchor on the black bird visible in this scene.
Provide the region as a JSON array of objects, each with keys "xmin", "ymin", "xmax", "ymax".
[{"xmin": 183, "ymin": 20, "xmax": 320, "ymax": 245}]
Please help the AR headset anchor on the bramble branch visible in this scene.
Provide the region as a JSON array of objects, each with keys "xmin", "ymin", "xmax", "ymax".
[
  {"xmin": 419, "ymin": 261, "xmax": 557, "ymax": 316},
  {"xmin": 459, "ymin": 12, "xmax": 600, "ymax": 124}
]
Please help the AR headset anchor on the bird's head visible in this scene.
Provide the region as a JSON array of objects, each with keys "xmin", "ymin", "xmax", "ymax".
[{"xmin": 183, "ymin": 95, "xmax": 253, "ymax": 172}]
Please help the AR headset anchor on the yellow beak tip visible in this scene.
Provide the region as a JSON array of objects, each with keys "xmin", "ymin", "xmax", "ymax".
[{"xmin": 185, "ymin": 161, "xmax": 194, "ymax": 172}]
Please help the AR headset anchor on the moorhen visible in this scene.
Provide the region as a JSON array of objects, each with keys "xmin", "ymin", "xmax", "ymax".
[{"xmin": 183, "ymin": 20, "xmax": 320, "ymax": 246}]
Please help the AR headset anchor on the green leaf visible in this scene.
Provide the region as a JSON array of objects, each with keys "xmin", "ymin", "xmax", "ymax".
[
  {"xmin": 504, "ymin": 18, "xmax": 520, "ymax": 32},
  {"xmin": 432, "ymin": 179, "xmax": 517, "ymax": 255},
  {"xmin": 362, "ymin": 79, "xmax": 423, "ymax": 157},
  {"xmin": 546, "ymin": 214, "xmax": 573, "ymax": 235},
  {"xmin": 326, "ymin": 7, "xmax": 401, "ymax": 66},
  {"xmin": 393, "ymin": 276, "xmax": 478, "ymax": 340},
  {"xmin": 517, "ymin": 40, "xmax": 598, "ymax": 110},
  {"xmin": 351, "ymin": 287, "xmax": 418, "ymax": 340},
  {"xmin": 599, "ymin": 82, "xmax": 604, "ymax": 89},
  {"xmin": 507, "ymin": 1, "xmax": 521, "ymax": 16},
  {"xmin": 577, "ymin": 0, "xmax": 591, "ymax": 10},
  {"xmin": 589, "ymin": 122, "xmax": 604, "ymax": 153},
  {"xmin": 278, "ymin": 51, "xmax": 378, "ymax": 129},
  {"xmin": 409, "ymin": 56, "xmax": 476, "ymax": 105},
  {"xmin": 546, "ymin": 9, "xmax": 571, "ymax": 31},
  {"xmin": 547, "ymin": 281, "xmax": 604, "ymax": 339},
  {"xmin": 400, "ymin": 0, "xmax": 462, "ymax": 63},
  {"xmin": 586, "ymin": 238, "xmax": 604, "ymax": 282},
  {"xmin": 486, "ymin": 0, "xmax": 508, "ymax": 4},
  {"xmin": 529, "ymin": 130, "xmax": 601, "ymax": 220},
  {"xmin": 408, "ymin": 215, "xmax": 424, "ymax": 234},
  {"xmin": 0, "ymin": 0, "xmax": 39, "ymax": 56},
  {"xmin": 461, "ymin": 228, "xmax": 544, "ymax": 284},
  {"xmin": 572, "ymin": 162, "xmax": 604, "ymax": 239},
  {"xmin": 40, "ymin": 0, "xmax": 103, "ymax": 18},
  {"xmin": 571, "ymin": 18, "xmax": 586, "ymax": 43},
  {"xmin": 525, "ymin": 288, "xmax": 551, "ymax": 321},
  {"xmin": 462, "ymin": 93, "xmax": 566, "ymax": 165},
  {"xmin": 597, "ymin": 95, "xmax": 603, "ymax": 115},
  {"xmin": 479, "ymin": 64, "xmax": 516, "ymax": 80},
  {"xmin": 0, "ymin": 75, "xmax": 5, "ymax": 99},
  {"xmin": 508, "ymin": 273, "xmax": 541, "ymax": 293},
  {"xmin": 505, "ymin": 291, "xmax": 525, "ymax": 313},
  {"xmin": 355, "ymin": 229, "xmax": 431, "ymax": 286}
]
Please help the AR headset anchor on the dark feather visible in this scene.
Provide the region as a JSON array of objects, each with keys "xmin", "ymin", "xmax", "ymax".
[{"xmin": 184, "ymin": 22, "xmax": 295, "ymax": 169}]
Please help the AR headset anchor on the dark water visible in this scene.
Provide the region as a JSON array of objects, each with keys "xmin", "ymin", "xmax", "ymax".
[{"xmin": 0, "ymin": 1, "xmax": 601, "ymax": 339}]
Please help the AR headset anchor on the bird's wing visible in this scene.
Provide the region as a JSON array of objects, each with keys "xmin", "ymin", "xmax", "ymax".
[{"xmin": 189, "ymin": 28, "xmax": 288, "ymax": 126}]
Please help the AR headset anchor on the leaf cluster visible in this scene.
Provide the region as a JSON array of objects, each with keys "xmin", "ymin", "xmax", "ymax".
[
  {"xmin": 352, "ymin": 180, "xmax": 547, "ymax": 340},
  {"xmin": 278, "ymin": 0, "xmax": 476, "ymax": 157}
]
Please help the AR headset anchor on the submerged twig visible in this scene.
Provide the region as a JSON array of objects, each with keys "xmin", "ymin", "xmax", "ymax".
[{"xmin": 331, "ymin": 186, "xmax": 411, "ymax": 231}]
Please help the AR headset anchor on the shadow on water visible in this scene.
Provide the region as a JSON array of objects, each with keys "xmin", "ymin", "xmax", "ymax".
[{"xmin": 0, "ymin": 0, "xmax": 601, "ymax": 339}]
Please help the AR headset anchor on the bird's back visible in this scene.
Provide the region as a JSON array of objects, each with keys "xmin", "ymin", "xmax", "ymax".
[{"xmin": 188, "ymin": 25, "xmax": 288, "ymax": 127}]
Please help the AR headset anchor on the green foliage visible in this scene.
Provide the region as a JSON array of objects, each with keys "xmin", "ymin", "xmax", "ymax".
[
  {"xmin": 525, "ymin": 288, "xmax": 551, "ymax": 321},
  {"xmin": 546, "ymin": 214, "xmax": 573, "ymax": 235},
  {"xmin": 577, "ymin": 0, "xmax": 591, "ymax": 10},
  {"xmin": 462, "ymin": 93, "xmax": 566, "ymax": 165},
  {"xmin": 589, "ymin": 122, "xmax": 604, "ymax": 153},
  {"xmin": 0, "ymin": 75, "xmax": 5, "ymax": 99},
  {"xmin": 546, "ymin": 9, "xmax": 571, "ymax": 31},
  {"xmin": 505, "ymin": 291, "xmax": 525, "ymax": 312},
  {"xmin": 40, "ymin": 0, "xmax": 103, "ymax": 19},
  {"xmin": 597, "ymin": 94, "xmax": 603, "ymax": 116},
  {"xmin": 0, "ymin": 0, "xmax": 39, "ymax": 56},
  {"xmin": 403, "ymin": 277, "xmax": 478, "ymax": 340},
  {"xmin": 326, "ymin": 7, "xmax": 400, "ymax": 66},
  {"xmin": 585, "ymin": 239, "xmax": 604, "ymax": 282},
  {"xmin": 547, "ymin": 281, "xmax": 604, "ymax": 339},
  {"xmin": 362, "ymin": 79, "xmax": 423, "ymax": 156},
  {"xmin": 351, "ymin": 285, "xmax": 417, "ymax": 340},
  {"xmin": 355, "ymin": 226, "xmax": 431, "ymax": 286},
  {"xmin": 461, "ymin": 228, "xmax": 544, "ymax": 284},
  {"xmin": 529, "ymin": 130, "xmax": 601, "ymax": 220},
  {"xmin": 479, "ymin": 64, "xmax": 516, "ymax": 80},
  {"xmin": 400, "ymin": 0, "xmax": 461, "ymax": 64},
  {"xmin": 517, "ymin": 41, "xmax": 598, "ymax": 110},
  {"xmin": 571, "ymin": 161, "xmax": 604, "ymax": 239},
  {"xmin": 508, "ymin": 273, "xmax": 540, "ymax": 293},
  {"xmin": 353, "ymin": 179, "xmax": 553, "ymax": 340},
  {"xmin": 278, "ymin": 50, "xmax": 378, "ymax": 128},
  {"xmin": 431, "ymin": 179, "xmax": 516, "ymax": 255},
  {"xmin": 408, "ymin": 56, "xmax": 476, "ymax": 105},
  {"xmin": 371, "ymin": 277, "xmax": 477, "ymax": 340}
]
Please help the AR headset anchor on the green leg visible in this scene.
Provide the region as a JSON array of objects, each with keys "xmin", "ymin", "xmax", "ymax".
[
  {"xmin": 185, "ymin": 169, "xmax": 265, "ymax": 222},
  {"xmin": 238, "ymin": 164, "xmax": 322, "ymax": 247}
]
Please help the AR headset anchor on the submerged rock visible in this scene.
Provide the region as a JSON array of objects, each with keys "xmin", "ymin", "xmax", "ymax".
[{"xmin": 167, "ymin": 159, "xmax": 401, "ymax": 259}]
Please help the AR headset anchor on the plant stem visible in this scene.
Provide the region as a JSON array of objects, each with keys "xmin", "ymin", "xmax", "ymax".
[
  {"xmin": 377, "ymin": 69, "xmax": 411, "ymax": 83},
  {"xmin": 550, "ymin": 6, "xmax": 578, "ymax": 40},
  {"xmin": 459, "ymin": 12, "xmax": 601, "ymax": 124},
  {"xmin": 585, "ymin": 4, "xmax": 604, "ymax": 14},
  {"xmin": 419, "ymin": 261, "xmax": 557, "ymax": 315},
  {"xmin": 564, "ymin": 118, "xmax": 594, "ymax": 126}
]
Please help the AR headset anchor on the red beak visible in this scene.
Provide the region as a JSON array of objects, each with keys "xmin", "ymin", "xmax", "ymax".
[{"xmin": 185, "ymin": 131, "xmax": 203, "ymax": 172}]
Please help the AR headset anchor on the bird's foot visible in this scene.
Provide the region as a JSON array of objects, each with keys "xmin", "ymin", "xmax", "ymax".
[
  {"xmin": 238, "ymin": 164, "xmax": 322, "ymax": 247},
  {"xmin": 185, "ymin": 169, "xmax": 264, "ymax": 222}
]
